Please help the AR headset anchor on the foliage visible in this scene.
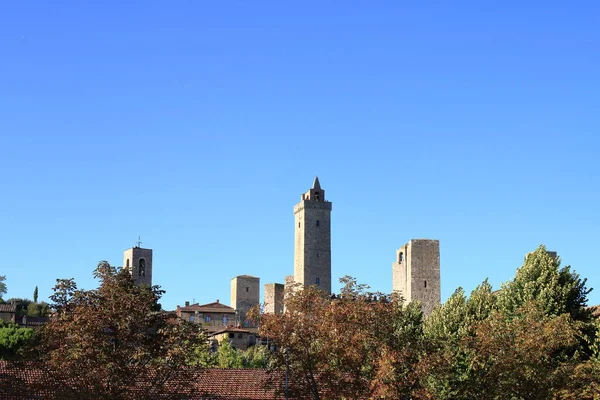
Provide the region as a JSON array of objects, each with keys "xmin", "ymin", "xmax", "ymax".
[
  {"xmin": 0, "ymin": 275, "xmax": 6, "ymax": 300},
  {"xmin": 26, "ymin": 301, "xmax": 50, "ymax": 317},
  {"xmin": 498, "ymin": 245, "xmax": 592, "ymax": 321},
  {"xmin": 259, "ymin": 277, "xmax": 429, "ymax": 399},
  {"xmin": 0, "ymin": 320, "xmax": 37, "ymax": 360},
  {"xmin": 5, "ymin": 298, "xmax": 31, "ymax": 317},
  {"xmin": 36, "ymin": 261, "xmax": 207, "ymax": 399}
]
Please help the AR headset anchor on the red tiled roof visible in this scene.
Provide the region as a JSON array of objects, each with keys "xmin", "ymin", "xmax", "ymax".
[
  {"xmin": 589, "ymin": 304, "xmax": 600, "ymax": 317},
  {"xmin": 0, "ymin": 362, "xmax": 287, "ymax": 399},
  {"xmin": 0, "ymin": 303, "xmax": 16, "ymax": 313},
  {"xmin": 179, "ymin": 301, "xmax": 236, "ymax": 314}
]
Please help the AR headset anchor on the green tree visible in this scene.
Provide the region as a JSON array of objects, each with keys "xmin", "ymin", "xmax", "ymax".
[
  {"xmin": 36, "ymin": 261, "xmax": 207, "ymax": 399},
  {"xmin": 0, "ymin": 276, "xmax": 6, "ymax": 301},
  {"xmin": 26, "ymin": 301, "xmax": 50, "ymax": 317},
  {"xmin": 216, "ymin": 339, "xmax": 244, "ymax": 368},
  {"xmin": 0, "ymin": 320, "xmax": 37, "ymax": 360},
  {"xmin": 5, "ymin": 298, "xmax": 32, "ymax": 317},
  {"xmin": 498, "ymin": 245, "xmax": 592, "ymax": 321},
  {"xmin": 33, "ymin": 286, "xmax": 38, "ymax": 303}
]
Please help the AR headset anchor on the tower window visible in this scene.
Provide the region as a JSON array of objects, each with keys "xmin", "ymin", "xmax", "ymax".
[
  {"xmin": 316, "ymin": 277, "xmax": 320, "ymax": 285},
  {"xmin": 316, "ymin": 220, "xmax": 320, "ymax": 227},
  {"xmin": 139, "ymin": 258, "xmax": 146, "ymax": 277},
  {"xmin": 246, "ymin": 287, "xmax": 249, "ymax": 292},
  {"xmin": 399, "ymin": 252, "xmax": 404, "ymax": 262},
  {"xmin": 424, "ymin": 280, "xmax": 427, "ymax": 288},
  {"xmin": 298, "ymin": 222, "xmax": 301, "ymax": 228},
  {"xmin": 314, "ymin": 192, "xmax": 320, "ymax": 201}
]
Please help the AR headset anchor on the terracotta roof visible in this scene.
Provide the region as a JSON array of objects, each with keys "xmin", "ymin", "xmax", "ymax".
[
  {"xmin": 0, "ymin": 362, "xmax": 287, "ymax": 399},
  {"xmin": 209, "ymin": 327, "xmax": 254, "ymax": 336},
  {"xmin": 0, "ymin": 303, "xmax": 16, "ymax": 313},
  {"xmin": 589, "ymin": 304, "xmax": 600, "ymax": 317},
  {"xmin": 179, "ymin": 301, "xmax": 236, "ymax": 314}
]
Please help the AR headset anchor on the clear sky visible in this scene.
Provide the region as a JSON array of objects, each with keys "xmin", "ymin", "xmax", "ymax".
[{"xmin": 1, "ymin": 2, "xmax": 599, "ymax": 311}]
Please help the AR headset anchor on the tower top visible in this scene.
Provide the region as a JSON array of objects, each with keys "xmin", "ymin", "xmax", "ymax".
[
  {"xmin": 300, "ymin": 176, "xmax": 327, "ymax": 202},
  {"xmin": 312, "ymin": 176, "xmax": 321, "ymax": 190}
]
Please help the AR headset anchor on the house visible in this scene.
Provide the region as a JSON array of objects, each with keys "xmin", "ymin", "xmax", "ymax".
[
  {"xmin": 208, "ymin": 327, "xmax": 259, "ymax": 351},
  {"xmin": 176, "ymin": 300, "xmax": 237, "ymax": 333},
  {"xmin": 0, "ymin": 304, "xmax": 16, "ymax": 324}
]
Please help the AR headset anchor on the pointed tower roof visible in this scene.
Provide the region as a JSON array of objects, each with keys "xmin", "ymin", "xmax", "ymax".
[{"xmin": 312, "ymin": 176, "xmax": 321, "ymax": 190}]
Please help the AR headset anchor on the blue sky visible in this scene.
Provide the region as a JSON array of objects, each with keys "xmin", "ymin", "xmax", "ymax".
[{"xmin": 1, "ymin": 2, "xmax": 599, "ymax": 310}]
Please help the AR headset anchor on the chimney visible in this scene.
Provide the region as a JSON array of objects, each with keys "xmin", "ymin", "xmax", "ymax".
[
  {"xmin": 185, "ymin": 301, "xmax": 190, "ymax": 307},
  {"xmin": 216, "ymin": 299, "xmax": 219, "ymax": 303}
]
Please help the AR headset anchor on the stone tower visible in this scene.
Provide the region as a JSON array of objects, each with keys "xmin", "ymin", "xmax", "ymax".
[
  {"xmin": 123, "ymin": 246, "xmax": 153, "ymax": 286},
  {"xmin": 392, "ymin": 239, "xmax": 440, "ymax": 315},
  {"xmin": 264, "ymin": 283, "xmax": 284, "ymax": 314},
  {"xmin": 231, "ymin": 275, "xmax": 260, "ymax": 327},
  {"xmin": 294, "ymin": 177, "xmax": 332, "ymax": 294}
]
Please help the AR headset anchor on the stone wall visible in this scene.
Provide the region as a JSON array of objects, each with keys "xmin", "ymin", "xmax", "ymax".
[{"xmin": 264, "ymin": 283, "xmax": 284, "ymax": 314}]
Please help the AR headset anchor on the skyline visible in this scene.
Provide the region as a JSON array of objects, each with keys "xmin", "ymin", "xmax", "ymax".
[{"xmin": 1, "ymin": 2, "xmax": 599, "ymax": 310}]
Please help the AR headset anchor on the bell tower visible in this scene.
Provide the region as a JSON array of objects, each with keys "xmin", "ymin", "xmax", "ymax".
[
  {"xmin": 123, "ymin": 244, "xmax": 153, "ymax": 286},
  {"xmin": 293, "ymin": 177, "xmax": 332, "ymax": 294}
]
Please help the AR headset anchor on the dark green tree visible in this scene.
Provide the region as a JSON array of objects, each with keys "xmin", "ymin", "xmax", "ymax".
[
  {"xmin": 33, "ymin": 286, "xmax": 38, "ymax": 303},
  {"xmin": 0, "ymin": 276, "xmax": 6, "ymax": 301}
]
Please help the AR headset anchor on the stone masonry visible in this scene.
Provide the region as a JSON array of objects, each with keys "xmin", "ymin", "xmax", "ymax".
[
  {"xmin": 392, "ymin": 239, "xmax": 440, "ymax": 316},
  {"xmin": 293, "ymin": 177, "xmax": 332, "ymax": 294},
  {"xmin": 231, "ymin": 275, "xmax": 260, "ymax": 327},
  {"xmin": 264, "ymin": 283, "xmax": 284, "ymax": 314},
  {"xmin": 123, "ymin": 246, "xmax": 153, "ymax": 286}
]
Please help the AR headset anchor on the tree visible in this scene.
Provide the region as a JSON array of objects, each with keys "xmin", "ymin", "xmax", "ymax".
[
  {"xmin": 36, "ymin": 261, "xmax": 207, "ymax": 399},
  {"xmin": 0, "ymin": 276, "xmax": 6, "ymax": 301},
  {"xmin": 33, "ymin": 286, "xmax": 38, "ymax": 303},
  {"xmin": 26, "ymin": 301, "xmax": 50, "ymax": 317},
  {"xmin": 258, "ymin": 277, "xmax": 429, "ymax": 399},
  {"xmin": 0, "ymin": 320, "xmax": 37, "ymax": 360},
  {"xmin": 5, "ymin": 298, "xmax": 32, "ymax": 317},
  {"xmin": 498, "ymin": 245, "xmax": 592, "ymax": 321}
]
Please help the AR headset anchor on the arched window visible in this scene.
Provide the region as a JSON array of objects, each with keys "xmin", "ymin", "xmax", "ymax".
[
  {"xmin": 399, "ymin": 252, "xmax": 404, "ymax": 262},
  {"xmin": 316, "ymin": 277, "xmax": 320, "ymax": 285},
  {"xmin": 139, "ymin": 258, "xmax": 146, "ymax": 277},
  {"xmin": 314, "ymin": 192, "xmax": 320, "ymax": 201}
]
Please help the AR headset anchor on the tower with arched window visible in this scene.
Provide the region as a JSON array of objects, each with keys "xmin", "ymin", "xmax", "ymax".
[
  {"xmin": 293, "ymin": 176, "xmax": 332, "ymax": 294},
  {"xmin": 123, "ymin": 245, "xmax": 153, "ymax": 286},
  {"xmin": 392, "ymin": 239, "xmax": 440, "ymax": 315}
]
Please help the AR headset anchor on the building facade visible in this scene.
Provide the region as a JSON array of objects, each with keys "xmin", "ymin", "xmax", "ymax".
[{"xmin": 231, "ymin": 275, "xmax": 260, "ymax": 327}]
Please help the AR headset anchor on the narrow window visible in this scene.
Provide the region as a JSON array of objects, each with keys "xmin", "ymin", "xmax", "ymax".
[
  {"xmin": 316, "ymin": 220, "xmax": 320, "ymax": 227},
  {"xmin": 139, "ymin": 258, "xmax": 146, "ymax": 277},
  {"xmin": 316, "ymin": 277, "xmax": 320, "ymax": 285},
  {"xmin": 246, "ymin": 287, "xmax": 249, "ymax": 293},
  {"xmin": 424, "ymin": 280, "xmax": 427, "ymax": 288},
  {"xmin": 399, "ymin": 252, "xmax": 404, "ymax": 262},
  {"xmin": 298, "ymin": 222, "xmax": 301, "ymax": 228},
  {"xmin": 315, "ymin": 192, "xmax": 320, "ymax": 201}
]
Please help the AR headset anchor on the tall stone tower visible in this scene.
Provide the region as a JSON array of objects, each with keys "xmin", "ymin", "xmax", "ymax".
[
  {"xmin": 123, "ymin": 246, "xmax": 153, "ymax": 286},
  {"xmin": 231, "ymin": 275, "xmax": 260, "ymax": 327},
  {"xmin": 294, "ymin": 177, "xmax": 332, "ymax": 294},
  {"xmin": 392, "ymin": 239, "xmax": 440, "ymax": 315}
]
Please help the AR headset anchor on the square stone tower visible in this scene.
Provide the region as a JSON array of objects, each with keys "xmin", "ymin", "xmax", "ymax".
[
  {"xmin": 294, "ymin": 177, "xmax": 332, "ymax": 294},
  {"xmin": 231, "ymin": 275, "xmax": 260, "ymax": 327},
  {"xmin": 264, "ymin": 283, "xmax": 284, "ymax": 314},
  {"xmin": 123, "ymin": 246, "xmax": 152, "ymax": 286},
  {"xmin": 392, "ymin": 239, "xmax": 440, "ymax": 315}
]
